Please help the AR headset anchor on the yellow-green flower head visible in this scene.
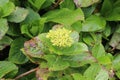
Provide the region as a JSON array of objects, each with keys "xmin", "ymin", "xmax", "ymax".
[{"xmin": 46, "ymin": 28, "xmax": 73, "ymax": 47}]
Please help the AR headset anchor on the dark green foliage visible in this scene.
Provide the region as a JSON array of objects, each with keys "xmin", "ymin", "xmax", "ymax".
[{"xmin": 0, "ymin": 0, "xmax": 120, "ymax": 80}]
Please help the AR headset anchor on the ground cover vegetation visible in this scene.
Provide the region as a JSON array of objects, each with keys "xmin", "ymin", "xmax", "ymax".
[{"xmin": 0, "ymin": 0, "xmax": 120, "ymax": 80}]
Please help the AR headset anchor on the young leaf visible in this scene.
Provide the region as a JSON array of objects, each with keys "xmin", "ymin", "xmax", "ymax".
[{"xmin": 21, "ymin": 18, "xmax": 46, "ymax": 37}]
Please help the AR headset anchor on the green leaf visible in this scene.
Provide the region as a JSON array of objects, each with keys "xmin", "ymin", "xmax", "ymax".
[
  {"xmin": 101, "ymin": 0, "xmax": 112, "ymax": 17},
  {"xmin": 46, "ymin": 56, "xmax": 70, "ymax": 71},
  {"xmin": 0, "ymin": 36, "xmax": 13, "ymax": 50},
  {"xmin": 83, "ymin": 33, "xmax": 95, "ymax": 46},
  {"xmin": 74, "ymin": 0, "xmax": 99, "ymax": 7},
  {"xmin": 112, "ymin": 54, "xmax": 120, "ymax": 70},
  {"xmin": 49, "ymin": 58, "xmax": 69, "ymax": 71},
  {"xmin": 72, "ymin": 73, "xmax": 86, "ymax": 80},
  {"xmin": 7, "ymin": 23, "xmax": 21, "ymax": 36},
  {"xmin": 51, "ymin": 42, "xmax": 88, "ymax": 55},
  {"xmin": 1, "ymin": 2, "xmax": 15, "ymax": 17},
  {"xmin": 70, "ymin": 31, "xmax": 79, "ymax": 43},
  {"xmin": 103, "ymin": 24, "xmax": 111, "ymax": 38},
  {"xmin": 0, "ymin": 18, "xmax": 8, "ymax": 40},
  {"xmin": 36, "ymin": 68, "xmax": 49, "ymax": 80},
  {"xmin": 60, "ymin": 0, "xmax": 75, "ymax": 10},
  {"xmin": 21, "ymin": 18, "xmax": 46, "ymax": 37},
  {"xmin": 92, "ymin": 43, "xmax": 106, "ymax": 58},
  {"xmin": 59, "ymin": 75, "xmax": 73, "ymax": 80},
  {"xmin": 82, "ymin": 5, "xmax": 96, "ymax": 18},
  {"xmin": 0, "ymin": 61, "xmax": 18, "ymax": 78},
  {"xmin": 84, "ymin": 64, "xmax": 101, "ymax": 80},
  {"xmin": 116, "ymin": 70, "xmax": 120, "ymax": 79},
  {"xmin": 28, "ymin": 0, "xmax": 46, "ymax": 10},
  {"xmin": 109, "ymin": 32, "xmax": 120, "ymax": 50},
  {"xmin": 81, "ymin": 15, "xmax": 106, "ymax": 32},
  {"xmin": 41, "ymin": 0, "xmax": 55, "ymax": 9},
  {"xmin": 43, "ymin": 8, "xmax": 84, "ymax": 26},
  {"xmin": 83, "ymin": 33, "xmax": 102, "ymax": 46},
  {"xmin": 7, "ymin": 7, "xmax": 28, "ymax": 23},
  {"xmin": 95, "ymin": 69, "xmax": 109, "ymax": 80},
  {"xmin": 71, "ymin": 21, "xmax": 82, "ymax": 32},
  {"xmin": 101, "ymin": 0, "xmax": 120, "ymax": 21},
  {"xmin": 9, "ymin": 37, "xmax": 28, "ymax": 64},
  {"xmin": 106, "ymin": 7, "xmax": 120, "ymax": 21},
  {"xmin": 97, "ymin": 56, "xmax": 111, "ymax": 65},
  {"xmin": 0, "ymin": 0, "xmax": 9, "ymax": 7},
  {"xmin": 22, "ymin": 8, "xmax": 40, "ymax": 24},
  {"xmin": 22, "ymin": 36, "xmax": 44, "ymax": 59},
  {"xmin": 64, "ymin": 53, "xmax": 95, "ymax": 67},
  {"xmin": 37, "ymin": 32, "xmax": 87, "ymax": 56}
]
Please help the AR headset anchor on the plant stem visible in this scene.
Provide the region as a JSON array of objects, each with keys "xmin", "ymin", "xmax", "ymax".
[
  {"xmin": 51, "ymin": 0, "xmax": 63, "ymax": 9},
  {"xmin": 14, "ymin": 67, "xmax": 38, "ymax": 80}
]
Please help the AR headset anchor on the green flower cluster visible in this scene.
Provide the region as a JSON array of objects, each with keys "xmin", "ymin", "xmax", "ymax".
[{"xmin": 46, "ymin": 28, "xmax": 73, "ymax": 47}]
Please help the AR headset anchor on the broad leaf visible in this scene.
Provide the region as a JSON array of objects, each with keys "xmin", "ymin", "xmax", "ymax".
[
  {"xmin": 92, "ymin": 43, "xmax": 106, "ymax": 58},
  {"xmin": 72, "ymin": 73, "xmax": 86, "ymax": 80},
  {"xmin": 0, "ymin": 0, "xmax": 9, "ymax": 7},
  {"xmin": 60, "ymin": 0, "xmax": 75, "ymax": 10},
  {"xmin": 101, "ymin": 0, "xmax": 120, "ymax": 21},
  {"xmin": 0, "ymin": 61, "xmax": 18, "ymax": 78},
  {"xmin": 28, "ymin": 0, "xmax": 46, "ymax": 10},
  {"xmin": 81, "ymin": 15, "xmax": 106, "ymax": 32},
  {"xmin": 64, "ymin": 53, "xmax": 95, "ymax": 67},
  {"xmin": 44, "ymin": 55, "xmax": 69, "ymax": 71},
  {"xmin": 7, "ymin": 23, "xmax": 21, "ymax": 36},
  {"xmin": 21, "ymin": 18, "xmax": 46, "ymax": 37},
  {"xmin": 116, "ymin": 70, "xmax": 120, "ymax": 79},
  {"xmin": 95, "ymin": 69, "xmax": 109, "ymax": 80},
  {"xmin": 9, "ymin": 37, "xmax": 28, "ymax": 64},
  {"xmin": 71, "ymin": 21, "xmax": 82, "ymax": 32},
  {"xmin": 84, "ymin": 64, "xmax": 101, "ymax": 80},
  {"xmin": 0, "ymin": 19, "xmax": 8, "ymax": 40},
  {"xmin": 1, "ymin": 2, "xmax": 15, "ymax": 17},
  {"xmin": 7, "ymin": 7, "xmax": 28, "ymax": 23},
  {"xmin": 22, "ymin": 8, "xmax": 40, "ymax": 24},
  {"xmin": 0, "ymin": 36, "xmax": 13, "ymax": 50},
  {"xmin": 97, "ymin": 56, "xmax": 111, "ymax": 65},
  {"xmin": 109, "ymin": 32, "xmax": 120, "ymax": 50},
  {"xmin": 74, "ymin": 0, "xmax": 99, "ymax": 7},
  {"xmin": 36, "ymin": 68, "xmax": 49, "ymax": 80},
  {"xmin": 112, "ymin": 54, "xmax": 120, "ymax": 70},
  {"xmin": 43, "ymin": 8, "xmax": 84, "ymax": 26},
  {"xmin": 51, "ymin": 42, "xmax": 88, "ymax": 55}
]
